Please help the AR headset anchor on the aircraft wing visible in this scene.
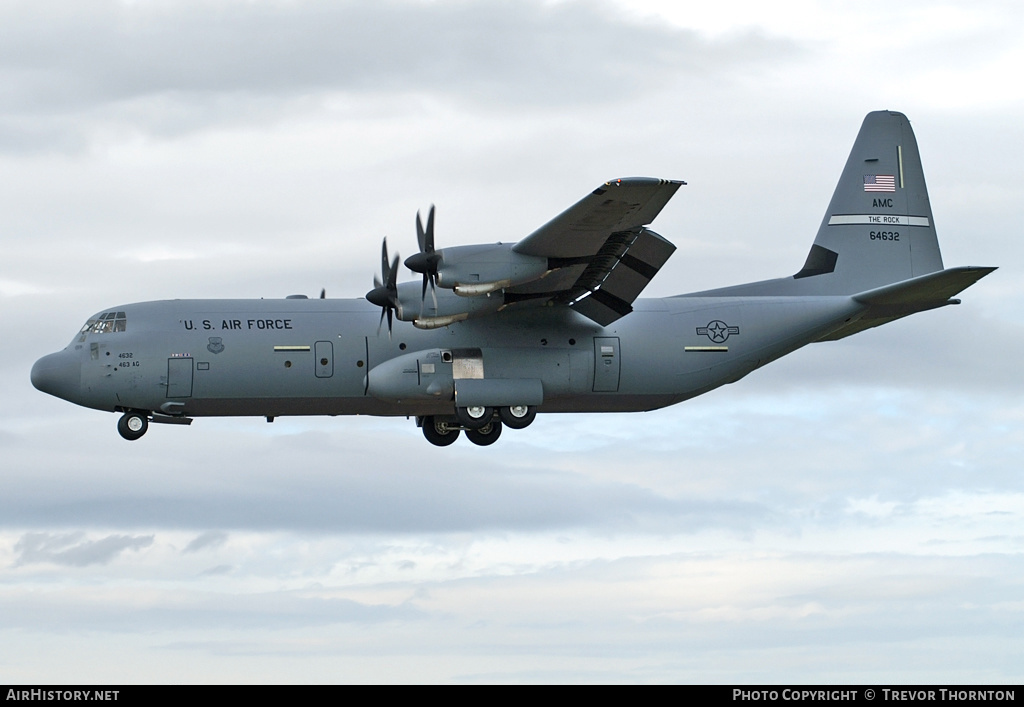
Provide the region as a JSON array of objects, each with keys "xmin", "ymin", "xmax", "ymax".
[{"xmin": 510, "ymin": 177, "xmax": 684, "ymax": 325}]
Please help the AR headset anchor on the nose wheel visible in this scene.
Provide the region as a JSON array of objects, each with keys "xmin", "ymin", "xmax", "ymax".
[{"xmin": 117, "ymin": 411, "xmax": 149, "ymax": 441}]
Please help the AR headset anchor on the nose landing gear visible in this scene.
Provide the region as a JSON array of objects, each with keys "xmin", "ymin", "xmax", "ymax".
[{"xmin": 117, "ymin": 411, "xmax": 149, "ymax": 441}]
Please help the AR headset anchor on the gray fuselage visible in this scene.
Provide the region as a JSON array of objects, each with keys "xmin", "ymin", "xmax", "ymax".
[{"xmin": 32, "ymin": 294, "xmax": 863, "ymax": 419}]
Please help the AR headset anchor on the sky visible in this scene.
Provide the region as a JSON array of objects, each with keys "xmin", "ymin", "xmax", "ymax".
[{"xmin": 2, "ymin": 0, "xmax": 1023, "ymax": 684}]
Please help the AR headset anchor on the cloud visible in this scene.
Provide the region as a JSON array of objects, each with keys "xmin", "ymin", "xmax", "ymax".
[
  {"xmin": 0, "ymin": 424, "xmax": 774, "ymax": 534},
  {"xmin": 13, "ymin": 531, "xmax": 154, "ymax": 567},
  {"xmin": 0, "ymin": 0, "xmax": 800, "ymax": 152},
  {"xmin": 183, "ymin": 530, "xmax": 229, "ymax": 553},
  {"xmin": 0, "ymin": 1, "xmax": 795, "ymax": 108},
  {"xmin": 0, "ymin": 582, "xmax": 426, "ymax": 634}
]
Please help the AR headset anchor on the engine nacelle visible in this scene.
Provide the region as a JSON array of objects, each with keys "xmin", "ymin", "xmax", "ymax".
[
  {"xmin": 433, "ymin": 243, "xmax": 549, "ymax": 295},
  {"xmin": 392, "ymin": 282, "xmax": 505, "ymax": 328}
]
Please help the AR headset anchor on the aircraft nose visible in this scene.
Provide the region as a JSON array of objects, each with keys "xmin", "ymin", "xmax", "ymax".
[{"xmin": 31, "ymin": 351, "xmax": 81, "ymax": 401}]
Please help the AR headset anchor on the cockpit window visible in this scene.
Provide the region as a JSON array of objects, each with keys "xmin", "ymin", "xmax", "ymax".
[{"xmin": 78, "ymin": 311, "xmax": 127, "ymax": 341}]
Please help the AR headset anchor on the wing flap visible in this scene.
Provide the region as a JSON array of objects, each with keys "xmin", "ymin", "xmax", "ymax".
[
  {"xmin": 502, "ymin": 178, "xmax": 682, "ymax": 325},
  {"xmin": 568, "ymin": 228, "xmax": 677, "ymax": 325}
]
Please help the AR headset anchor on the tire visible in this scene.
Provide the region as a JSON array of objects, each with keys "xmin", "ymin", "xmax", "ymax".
[
  {"xmin": 455, "ymin": 406, "xmax": 494, "ymax": 430},
  {"xmin": 465, "ymin": 419, "xmax": 502, "ymax": 446},
  {"xmin": 499, "ymin": 405, "xmax": 536, "ymax": 430},
  {"xmin": 117, "ymin": 411, "xmax": 149, "ymax": 441},
  {"xmin": 421, "ymin": 416, "xmax": 460, "ymax": 446}
]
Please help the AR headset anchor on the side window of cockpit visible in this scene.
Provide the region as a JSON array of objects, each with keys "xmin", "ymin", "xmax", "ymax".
[
  {"xmin": 77, "ymin": 312, "xmax": 127, "ymax": 341},
  {"xmin": 78, "ymin": 319, "xmax": 97, "ymax": 343}
]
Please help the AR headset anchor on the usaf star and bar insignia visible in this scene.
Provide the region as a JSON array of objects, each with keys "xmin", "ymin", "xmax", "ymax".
[{"xmin": 686, "ymin": 320, "xmax": 739, "ymax": 353}]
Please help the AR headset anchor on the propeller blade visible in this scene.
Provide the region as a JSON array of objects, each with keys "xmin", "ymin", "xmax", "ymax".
[
  {"xmin": 416, "ymin": 207, "xmax": 435, "ymax": 254},
  {"xmin": 387, "ymin": 253, "xmax": 400, "ymax": 289},
  {"xmin": 409, "ymin": 205, "xmax": 440, "ymax": 312},
  {"xmin": 420, "ymin": 273, "xmax": 429, "ymax": 316},
  {"xmin": 367, "ymin": 237, "xmax": 401, "ymax": 337},
  {"xmin": 424, "ymin": 205, "xmax": 435, "ymax": 254},
  {"xmin": 381, "ymin": 238, "xmax": 390, "ymax": 282}
]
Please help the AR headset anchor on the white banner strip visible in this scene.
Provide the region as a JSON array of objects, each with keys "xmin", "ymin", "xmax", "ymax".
[{"xmin": 828, "ymin": 214, "xmax": 930, "ymax": 227}]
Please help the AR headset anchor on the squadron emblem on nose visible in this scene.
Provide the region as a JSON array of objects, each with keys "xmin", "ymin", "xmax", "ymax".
[
  {"xmin": 207, "ymin": 337, "xmax": 225, "ymax": 354},
  {"xmin": 696, "ymin": 320, "xmax": 739, "ymax": 343}
]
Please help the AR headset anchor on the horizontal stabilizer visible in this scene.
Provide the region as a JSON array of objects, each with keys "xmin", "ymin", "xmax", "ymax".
[
  {"xmin": 852, "ymin": 266, "xmax": 997, "ymax": 307},
  {"xmin": 818, "ymin": 266, "xmax": 996, "ymax": 341}
]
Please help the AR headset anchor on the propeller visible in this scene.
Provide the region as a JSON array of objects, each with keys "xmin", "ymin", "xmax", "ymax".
[
  {"xmin": 404, "ymin": 205, "xmax": 441, "ymax": 314},
  {"xmin": 365, "ymin": 239, "xmax": 401, "ymax": 337}
]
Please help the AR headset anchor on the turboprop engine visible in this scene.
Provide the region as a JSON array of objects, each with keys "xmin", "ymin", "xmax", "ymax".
[
  {"xmin": 394, "ymin": 282, "xmax": 505, "ymax": 329},
  {"xmin": 367, "ymin": 206, "xmax": 556, "ymax": 330},
  {"xmin": 410, "ymin": 242, "xmax": 550, "ymax": 297},
  {"xmin": 403, "ymin": 206, "xmax": 550, "ymax": 299},
  {"xmin": 366, "ymin": 238, "xmax": 508, "ymax": 331}
]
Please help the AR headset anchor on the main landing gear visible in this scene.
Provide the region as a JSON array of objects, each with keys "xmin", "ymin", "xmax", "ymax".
[{"xmin": 420, "ymin": 405, "xmax": 536, "ymax": 447}]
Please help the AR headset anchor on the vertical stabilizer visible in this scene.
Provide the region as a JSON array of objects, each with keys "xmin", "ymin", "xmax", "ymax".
[
  {"xmin": 796, "ymin": 110, "xmax": 943, "ymax": 292},
  {"xmin": 685, "ymin": 111, "xmax": 949, "ymax": 298}
]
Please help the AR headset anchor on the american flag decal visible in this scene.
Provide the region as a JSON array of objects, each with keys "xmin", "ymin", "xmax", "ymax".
[{"xmin": 864, "ymin": 175, "xmax": 896, "ymax": 192}]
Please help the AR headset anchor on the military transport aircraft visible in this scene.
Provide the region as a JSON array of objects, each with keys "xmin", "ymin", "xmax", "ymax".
[{"xmin": 31, "ymin": 111, "xmax": 995, "ymax": 446}]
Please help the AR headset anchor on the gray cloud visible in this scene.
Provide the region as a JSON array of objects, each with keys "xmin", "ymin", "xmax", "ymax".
[
  {"xmin": 0, "ymin": 0, "xmax": 800, "ymax": 153},
  {"xmin": 0, "ymin": 1, "xmax": 794, "ymax": 110},
  {"xmin": 0, "ymin": 585, "xmax": 424, "ymax": 633},
  {"xmin": 199, "ymin": 564, "xmax": 234, "ymax": 576},
  {"xmin": 13, "ymin": 531, "xmax": 154, "ymax": 567},
  {"xmin": 0, "ymin": 424, "xmax": 773, "ymax": 534},
  {"xmin": 184, "ymin": 530, "xmax": 229, "ymax": 553}
]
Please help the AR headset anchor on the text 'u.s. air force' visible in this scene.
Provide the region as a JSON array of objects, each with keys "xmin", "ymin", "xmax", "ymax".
[{"xmin": 181, "ymin": 319, "xmax": 293, "ymax": 331}]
